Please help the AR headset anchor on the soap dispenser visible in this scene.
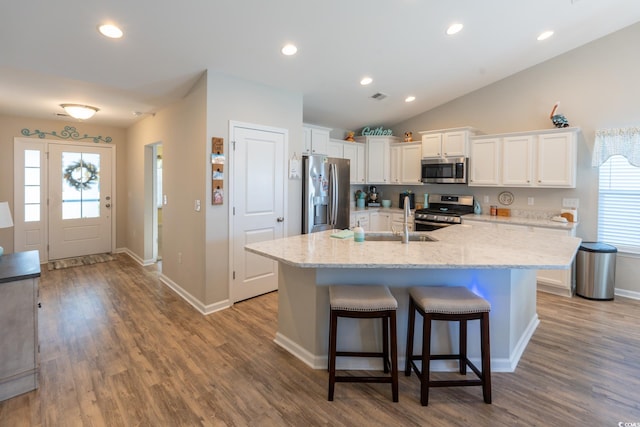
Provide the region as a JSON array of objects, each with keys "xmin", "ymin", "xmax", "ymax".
[
  {"xmin": 353, "ymin": 221, "xmax": 365, "ymax": 242},
  {"xmin": 474, "ymin": 199, "xmax": 482, "ymax": 215}
]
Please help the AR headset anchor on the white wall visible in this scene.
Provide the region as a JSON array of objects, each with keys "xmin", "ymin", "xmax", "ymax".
[
  {"xmin": 391, "ymin": 22, "xmax": 640, "ymax": 295},
  {"xmin": 204, "ymin": 71, "xmax": 303, "ymax": 305}
]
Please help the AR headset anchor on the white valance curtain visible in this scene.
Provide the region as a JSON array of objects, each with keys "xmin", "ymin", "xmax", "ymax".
[{"xmin": 592, "ymin": 127, "xmax": 640, "ymax": 167}]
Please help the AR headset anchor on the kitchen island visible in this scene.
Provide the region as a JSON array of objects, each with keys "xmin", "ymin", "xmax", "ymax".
[{"xmin": 245, "ymin": 224, "xmax": 581, "ymax": 372}]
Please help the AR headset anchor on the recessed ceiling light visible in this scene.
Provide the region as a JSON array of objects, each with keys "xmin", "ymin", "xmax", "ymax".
[
  {"xmin": 405, "ymin": 96, "xmax": 416, "ymax": 103},
  {"xmin": 98, "ymin": 23, "xmax": 123, "ymax": 39},
  {"xmin": 360, "ymin": 77, "xmax": 373, "ymax": 86},
  {"xmin": 281, "ymin": 44, "xmax": 297, "ymax": 56},
  {"xmin": 537, "ymin": 30, "xmax": 554, "ymax": 41},
  {"xmin": 446, "ymin": 23, "xmax": 464, "ymax": 35}
]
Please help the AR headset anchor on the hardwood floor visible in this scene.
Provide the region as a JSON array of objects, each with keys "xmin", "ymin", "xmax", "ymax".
[{"xmin": 1, "ymin": 254, "xmax": 639, "ymax": 426}]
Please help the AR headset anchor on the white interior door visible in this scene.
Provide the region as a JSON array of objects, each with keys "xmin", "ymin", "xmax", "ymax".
[
  {"xmin": 48, "ymin": 144, "xmax": 113, "ymax": 260},
  {"xmin": 231, "ymin": 123, "xmax": 286, "ymax": 302}
]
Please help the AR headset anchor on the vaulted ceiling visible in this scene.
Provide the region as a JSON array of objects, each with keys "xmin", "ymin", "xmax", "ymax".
[{"xmin": 1, "ymin": 1, "xmax": 639, "ymax": 130}]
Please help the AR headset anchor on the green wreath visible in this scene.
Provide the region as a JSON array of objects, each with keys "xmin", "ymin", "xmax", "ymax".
[{"xmin": 64, "ymin": 161, "xmax": 99, "ymax": 190}]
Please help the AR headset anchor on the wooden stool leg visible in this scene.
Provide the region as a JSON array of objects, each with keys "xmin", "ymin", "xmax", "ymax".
[
  {"xmin": 420, "ymin": 313, "xmax": 432, "ymax": 406},
  {"xmin": 459, "ymin": 319, "xmax": 467, "ymax": 375},
  {"xmin": 328, "ymin": 310, "xmax": 338, "ymax": 401},
  {"xmin": 481, "ymin": 312, "xmax": 492, "ymax": 404},
  {"xmin": 390, "ymin": 312, "xmax": 399, "ymax": 402},
  {"xmin": 404, "ymin": 297, "xmax": 416, "ymax": 376},
  {"xmin": 382, "ymin": 316, "xmax": 390, "ymax": 373}
]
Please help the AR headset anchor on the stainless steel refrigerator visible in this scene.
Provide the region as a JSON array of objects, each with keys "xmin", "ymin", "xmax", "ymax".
[{"xmin": 302, "ymin": 155, "xmax": 350, "ymax": 234}]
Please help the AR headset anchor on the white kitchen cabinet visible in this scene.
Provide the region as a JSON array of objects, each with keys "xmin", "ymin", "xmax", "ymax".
[
  {"xmin": 303, "ymin": 125, "xmax": 331, "ymax": 155},
  {"xmin": 469, "ymin": 128, "xmax": 578, "ymax": 188},
  {"xmin": 343, "ymin": 142, "xmax": 366, "ymax": 184},
  {"xmin": 391, "ymin": 212, "xmax": 414, "ymax": 232},
  {"xmin": 327, "ymin": 139, "xmax": 344, "ymax": 158},
  {"xmin": 502, "ymin": 135, "xmax": 534, "ymax": 186},
  {"xmin": 370, "ymin": 212, "xmax": 392, "ymax": 231},
  {"xmin": 419, "ymin": 127, "xmax": 478, "ymax": 158},
  {"xmin": 536, "ymin": 131, "xmax": 577, "ymax": 187},
  {"xmin": 390, "ymin": 142, "xmax": 422, "ymax": 184},
  {"xmin": 355, "ymin": 136, "xmax": 400, "ymax": 184},
  {"xmin": 469, "ymin": 137, "xmax": 501, "ymax": 186},
  {"xmin": 351, "ymin": 212, "xmax": 370, "ymax": 231}
]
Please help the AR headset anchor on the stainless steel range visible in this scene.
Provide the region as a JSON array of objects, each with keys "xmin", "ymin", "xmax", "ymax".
[{"xmin": 414, "ymin": 194, "xmax": 474, "ymax": 231}]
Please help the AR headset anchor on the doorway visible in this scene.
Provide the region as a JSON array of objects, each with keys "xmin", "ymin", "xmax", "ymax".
[
  {"xmin": 144, "ymin": 142, "xmax": 163, "ymax": 266},
  {"xmin": 230, "ymin": 122, "xmax": 287, "ymax": 303},
  {"xmin": 13, "ymin": 138, "xmax": 115, "ymax": 262}
]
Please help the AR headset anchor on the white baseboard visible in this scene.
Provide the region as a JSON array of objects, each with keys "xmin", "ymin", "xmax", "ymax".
[
  {"xmin": 119, "ymin": 249, "xmax": 231, "ymax": 315},
  {"xmin": 615, "ymin": 288, "xmax": 640, "ymax": 300},
  {"xmin": 157, "ymin": 273, "xmax": 231, "ymax": 315}
]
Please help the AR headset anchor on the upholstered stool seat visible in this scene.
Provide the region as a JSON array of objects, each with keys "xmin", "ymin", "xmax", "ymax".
[
  {"xmin": 328, "ymin": 285, "xmax": 399, "ymax": 402},
  {"xmin": 405, "ymin": 286, "xmax": 491, "ymax": 406}
]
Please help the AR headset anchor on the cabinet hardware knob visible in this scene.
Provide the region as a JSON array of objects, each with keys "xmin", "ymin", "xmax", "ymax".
[
  {"xmin": 38, "ymin": 303, "xmax": 42, "ymax": 308},
  {"xmin": 276, "ymin": 217, "xmax": 284, "ymax": 222}
]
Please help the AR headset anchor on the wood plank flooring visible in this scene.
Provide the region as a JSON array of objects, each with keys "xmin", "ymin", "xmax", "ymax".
[{"xmin": 1, "ymin": 254, "xmax": 639, "ymax": 426}]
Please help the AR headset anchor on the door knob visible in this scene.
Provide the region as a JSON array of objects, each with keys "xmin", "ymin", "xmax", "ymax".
[
  {"xmin": 276, "ymin": 217, "xmax": 284, "ymax": 222},
  {"xmin": 105, "ymin": 204, "xmax": 111, "ymax": 208}
]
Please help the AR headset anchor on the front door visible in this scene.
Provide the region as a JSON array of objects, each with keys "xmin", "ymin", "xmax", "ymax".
[
  {"xmin": 48, "ymin": 144, "xmax": 113, "ymax": 260},
  {"xmin": 231, "ymin": 123, "xmax": 286, "ymax": 302}
]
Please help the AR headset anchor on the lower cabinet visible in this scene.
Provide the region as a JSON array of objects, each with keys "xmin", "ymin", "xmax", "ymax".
[
  {"xmin": 350, "ymin": 212, "xmax": 370, "ymax": 231},
  {"xmin": 463, "ymin": 219, "xmax": 575, "ymax": 297},
  {"xmin": 1, "ymin": 274, "xmax": 39, "ymax": 401},
  {"xmin": 369, "ymin": 212, "xmax": 392, "ymax": 231}
]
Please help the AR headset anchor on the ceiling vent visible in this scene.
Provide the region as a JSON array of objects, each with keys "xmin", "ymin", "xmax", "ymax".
[{"xmin": 370, "ymin": 92, "xmax": 388, "ymax": 101}]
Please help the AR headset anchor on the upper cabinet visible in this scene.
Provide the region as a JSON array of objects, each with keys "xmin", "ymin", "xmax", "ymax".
[
  {"xmin": 355, "ymin": 135, "xmax": 400, "ymax": 184},
  {"xmin": 419, "ymin": 127, "xmax": 479, "ymax": 158},
  {"xmin": 342, "ymin": 142, "xmax": 366, "ymax": 184},
  {"xmin": 390, "ymin": 142, "xmax": 422, "ymax": 184},
  {"xmin": 469, "ymin": 128, "xmax": 578, "ymax": 188},
  {"xmin": 327, "ymin": 138, "xmax": 344, "ymax": 158},
  {"xmin": 303, "ymin": 124, "xmax": 331, "ymax": 155}
]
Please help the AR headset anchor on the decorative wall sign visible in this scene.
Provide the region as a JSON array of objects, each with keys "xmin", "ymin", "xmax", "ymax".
[
  {"xmin": 360, "ymin": 126, "xmax": 393, "ymax": 136},
  {"xmin": 21, "ymin": 126, "xmax": 112, "ymax": 143},
  {"xmin": 211, "ymin": 137, "xmax": 224, "ymax": 205}
]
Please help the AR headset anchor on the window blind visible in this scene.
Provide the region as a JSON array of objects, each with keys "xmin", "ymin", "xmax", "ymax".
[{"xmin": 598, "ymin": 155, "xmax": 640, "ymax": 254}]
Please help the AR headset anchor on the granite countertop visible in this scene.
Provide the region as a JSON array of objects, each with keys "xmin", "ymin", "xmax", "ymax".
[
  {"xmin": 463, "ymin": 213, "xmax": 578, "ymax": 231},
  {"xmin": 245, "ymin": 225, "xmax": 581, "ymax": 270}
]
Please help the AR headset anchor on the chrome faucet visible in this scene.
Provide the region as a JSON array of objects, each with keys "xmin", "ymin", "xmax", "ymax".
[{"xmin": 402, "ymin": 195, "xmax": 410, "ymax": 244}]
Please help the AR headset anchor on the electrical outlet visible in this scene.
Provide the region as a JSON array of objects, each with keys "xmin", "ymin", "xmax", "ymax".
[
  {"xmin": 195, "ymin": 199, "xmax": 201, "ymax": 212},
  {"xmin": 528, "ymin": 197, "xmax": 534, "ymax": 206},
  {"xmin": 178, "ymin": 252, "xmax": 182, "ymax": 264},
  {"xmin": 163, "ymin": 195, "xmax": 167, "ymax": 205},
  {"xmin": 484, "ymin": 196, "xmax": 489, "ymax": 203},
  {"xmin": 562, "ymin": 198, "xmax": 579, "ymax": 208}
]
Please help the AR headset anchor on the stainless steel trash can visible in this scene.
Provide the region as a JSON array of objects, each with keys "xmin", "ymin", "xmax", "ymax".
[{"xmin": 575, "ymin": 242, "xmax": 617, "ymax": 300}]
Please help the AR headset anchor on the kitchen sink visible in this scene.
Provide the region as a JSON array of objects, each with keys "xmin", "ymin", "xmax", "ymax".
[{"xmin": 364, "ymin": 232, "xmax": 437, "ymax": 242}]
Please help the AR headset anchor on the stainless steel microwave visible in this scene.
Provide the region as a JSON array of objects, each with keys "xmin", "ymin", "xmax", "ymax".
[{"xmin": 421, "ymin": 157, "xmax": 468, "ymax": 184}]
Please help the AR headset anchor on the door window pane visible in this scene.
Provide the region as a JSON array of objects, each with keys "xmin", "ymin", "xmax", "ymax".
[
  {"xmin": 61, "ymin": 152, "xmax": 101, "ymax": 219},
  {"xmin": 24, "ymin": 150, "xmax": 41, "ymax": 222}
]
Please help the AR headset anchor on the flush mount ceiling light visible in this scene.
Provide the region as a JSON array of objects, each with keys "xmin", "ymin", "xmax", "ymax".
[
  {"xmin": 537, "ymin": 30, "xmax": 554, "ymax": 41},
  {"xmin": 281, "ymin": 44, "xmax": 298, "ymax": 56},
  {"xmin": 60, "ymin": 104, "xmax": 99, "ymax": 120},
  {"xmin": 446, "ymin": 23, "xmax": 464, "ymax": 35},
  {"xmin": 98, "ymin": 23, "xmax": 123, "ymax": 39},
  {"xmin": 360, "ymin": 77, "xmax": 373, "ymax": 85},
  {"xmin": 405, "ymin": 96, "xmax": 416, "ymax": 103}
]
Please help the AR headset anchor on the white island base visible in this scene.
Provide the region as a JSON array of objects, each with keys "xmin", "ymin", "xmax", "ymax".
[{"xmin": 275, "ymin": 264, "xmax": 538, "ymax": 373}]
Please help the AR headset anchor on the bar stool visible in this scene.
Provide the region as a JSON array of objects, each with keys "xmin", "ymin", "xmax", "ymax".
[
  {"xmin": 328, "ymin": 285, "xmax": 399, "ymax": 402},
  {"xmin": 405, "ymin": 286, "xmax": 491, "ymax": 406}
]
